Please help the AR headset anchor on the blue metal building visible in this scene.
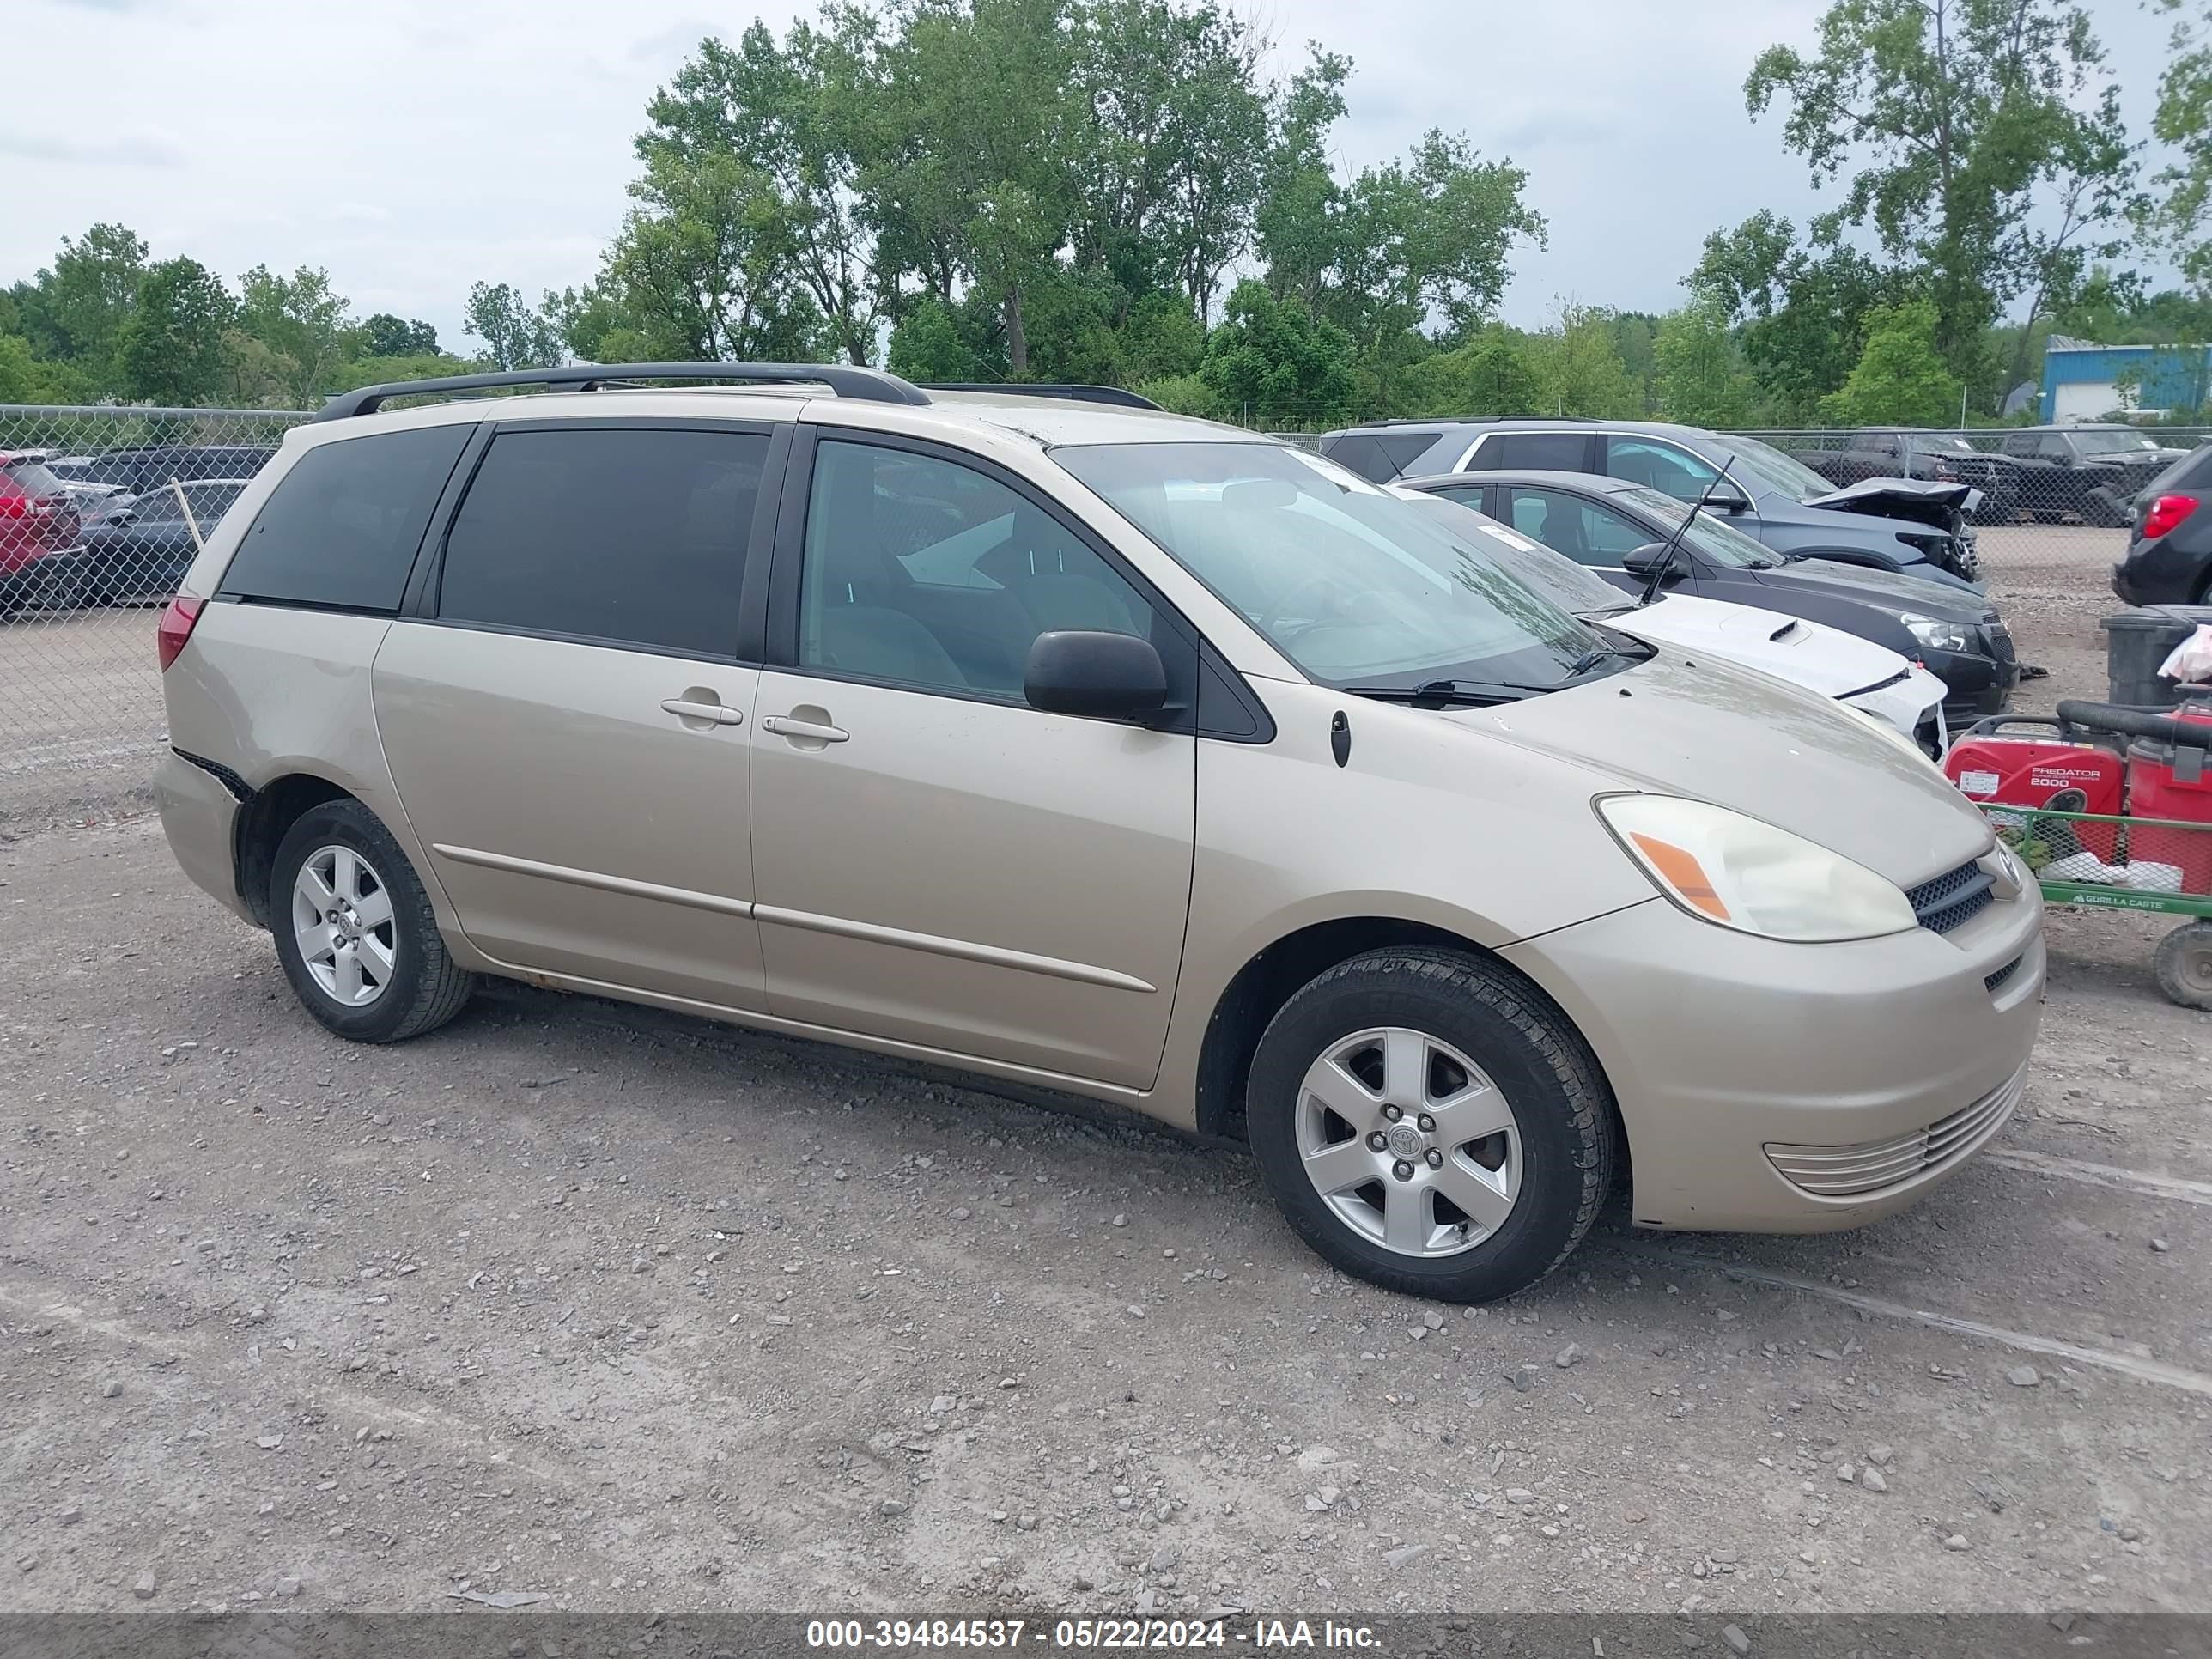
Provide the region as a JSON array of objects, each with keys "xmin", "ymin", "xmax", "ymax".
[{"xmin": 2040, "ymin": 336, "xmax": 2212, "ymax": 422}]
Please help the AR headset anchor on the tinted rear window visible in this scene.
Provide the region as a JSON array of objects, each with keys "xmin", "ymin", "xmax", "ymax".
[
  {"xmin": 220, "ymin": 425, "xmax": 471, "ymax": 612},
  {"xmin": 2, "ymin": 459, "xmax": 64, "ymax": 495},
  {"xmin": 435, "ymin": 427, "xmax": 765, "ymax": 656},
  {"xmin": 1475, "ymin": 432, "xmax": 1589, "ymax": 471},
  {"xmin": 1321, "ymin": 429, "xmax": 1440, "ymax": 483}
]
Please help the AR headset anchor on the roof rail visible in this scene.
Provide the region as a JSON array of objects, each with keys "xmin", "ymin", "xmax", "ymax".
[
  {"xmin": 921, "ymin": 382, "xmax": 1162, "ymax": 411},
  {"xmin": 314, "ymin": 362, "xmax": 931, "ymax": 422}
]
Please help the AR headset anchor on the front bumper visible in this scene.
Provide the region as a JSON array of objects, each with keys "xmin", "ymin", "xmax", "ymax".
[
  {"xmin": 1501, "ymin": 875, "xmax": 2045, "ymax": 1233},
  {"xmin": 1920, "ymin": 641, "xmax": 2015, "ymax": 723}
]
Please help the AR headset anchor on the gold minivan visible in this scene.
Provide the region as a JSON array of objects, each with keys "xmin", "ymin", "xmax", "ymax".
[{"xmin": 153, "ymin": 365, "xmax": 2044, "ymax": 1302}]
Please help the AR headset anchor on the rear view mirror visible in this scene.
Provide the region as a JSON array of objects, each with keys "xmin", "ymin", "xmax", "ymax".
[{"xmin": 1024, "ymin": 630, "xmax": 1169, "ymax": 720}]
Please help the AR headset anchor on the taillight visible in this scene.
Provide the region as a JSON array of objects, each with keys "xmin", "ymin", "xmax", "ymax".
[
  {"xmin": 156, "ymin": 595, "xmax": 204, "ymax": 671},
  {"xmin": 2142, "ymin": 494, "xmax": 2200, "ymax": 540}
]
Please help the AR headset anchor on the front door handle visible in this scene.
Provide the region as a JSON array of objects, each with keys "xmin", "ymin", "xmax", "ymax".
[
  {"xmin": 761, "ymin": 714, "xmax": 849, "ymax": 744},
  {"xmin": 660, "ymin": 697, "xmax": 744, "ymax": 726}
]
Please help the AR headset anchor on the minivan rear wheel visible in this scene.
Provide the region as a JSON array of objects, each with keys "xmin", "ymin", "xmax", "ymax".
[
  {"xmin": 1246, "ymin": 947, "xmax": 1614, "ymax": 1302},
  {"xmin": 270, "ymin": 799, "xmax": 476, "ymax": 1043}
]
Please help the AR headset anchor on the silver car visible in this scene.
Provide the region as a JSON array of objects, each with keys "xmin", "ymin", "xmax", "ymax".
[{"xmin": 153, "ymin": 364, "xmax": 2045, "ymax": 1303}]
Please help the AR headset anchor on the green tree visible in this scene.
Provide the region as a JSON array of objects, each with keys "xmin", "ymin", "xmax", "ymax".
[
  {"xmin": 118, "ymin": 258, "xmax": 234, "ymax": 406},
  {"xmin": 323, "ymin": 352, "xmax": 486, "ymax": 394},
  {"xmin": 464, "ymin": 282, "xmax": 564, "ymax": 369},
  {"xmin": 1818, "ymin": 299, "xmax": 1965, "ymax": 425},
  {"xmin": 236, "ymin": 265, "xmax": 356, "ymax": 406},
  {"xmin": 2148, "ymin": 0, "xmax": 2212, "ymax": 293},
  {"xmin": 1199, "ymin": 277, "xmax": 1354, "ymax": 426},
  {"xmin": 1746, "ymin": 0, "xmax": 2135, "ymax": 401},
  {"xmin": 1690, "ymin": 213, "xmax": 1917, "ymax": 422},
  {"xmin": 362, "ymin": 313, "xmax": 441, "ymax": 356},
  {"xmin": 643, "ymin": 16, "xmax": 879, "ymax": 365},
  {"xmin": 14, "ymin": 222, "xmax": 149, "ymax": 391},
  {"xmin": 1065, "ymin": 0, "xmax": 1271, "ymax": 319},
  {"xmin": 1526, "ymin": 302, "xmax": 1641, "ymax": 418},
  {"xmin": 887, "ymin": 297, "xmax": 983, "ymax": 380},
  {"xmin": 1652, "ymin": 296, "xmax": 1756, "ymax": 428},
  {"xmin": 0, "ymin": 332, "xmax": 76, "ymax": 403},
  {"xmin": 1133, "ymin": 371, "xmax": 1220, "ymax": 416},
  {"xmin": 598, "ymin": 147, "xmax": 824, "ymax": 362}
]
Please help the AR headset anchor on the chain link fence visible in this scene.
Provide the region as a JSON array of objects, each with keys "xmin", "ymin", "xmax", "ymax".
[
  {"xmin": 2, "ymin": 404, "xmax": 310, "ymax": 820},
  {"xmin": 3, "ymin": 401, "xmax": 2207, "ymax": 825},
  {"xmin": 1743, "ymin": 426, "xmax": 2212, "ymax": 529}
]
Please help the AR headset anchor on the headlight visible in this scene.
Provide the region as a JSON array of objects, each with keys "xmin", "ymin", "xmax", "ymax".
[
  {"xmin": 1902, "ymin": 615, "xmax": 1975, "ymax": 654},
  {"xmin": 1595, "ymin": 795, "xmax": 1919, "ymax": 942}
]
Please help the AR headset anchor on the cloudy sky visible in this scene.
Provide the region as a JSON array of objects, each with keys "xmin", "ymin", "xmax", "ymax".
[{"xmin": 3, "ymin": 0, "xmax": 2190, "ymax": 352}]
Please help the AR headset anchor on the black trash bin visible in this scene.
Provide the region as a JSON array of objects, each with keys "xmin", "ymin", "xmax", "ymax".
[{"xmin": 2102, "ymin": 605, "xmax": 2212, "ymax": 707}]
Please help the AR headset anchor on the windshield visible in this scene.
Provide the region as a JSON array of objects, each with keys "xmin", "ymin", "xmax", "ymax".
[
  {"xmin": 1055, "ymin": 441, "xmax": 1608, "ymax": 691},
  {"xmin": 1619, "ymin": 486, "xmax": 1786, "ymax": 569},
  {"xmin": 1395, "ymin": 491, "xmax": 1635, "ymax": 617},
  {"xmin": 1709, "ymin": 433, "xmax": 1838, "ymax": 502},
  {"xmin": 1914, "ymin": 434, "xmax": 1978, "ymax": 453},
  {"xmin": 2076, "ymin": 429, "xmax": 2166, "ymax": 455}
]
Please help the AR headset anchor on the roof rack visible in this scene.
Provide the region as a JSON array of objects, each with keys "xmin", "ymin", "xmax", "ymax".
[
  {"xmin": 314, "ymin": 362, "xmax": 931, "ymax": 422},
  {"xmin": 921, "ymin": 382, "xmax": 1162, "ymax": 410}
]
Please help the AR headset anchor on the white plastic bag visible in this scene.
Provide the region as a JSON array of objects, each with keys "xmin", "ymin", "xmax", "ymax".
[{"xmin": 2158, "ymin": 623, "xmax": 2212, "ymax": 685}]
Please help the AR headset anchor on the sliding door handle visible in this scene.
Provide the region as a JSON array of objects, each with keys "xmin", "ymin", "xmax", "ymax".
[
  {"xmin": 660, "ymin": 698, "xmax": 744, "ymax": 726},
  {"xmin": 761, "ymin": 714, "xmax": 849, "ymax": 744}
]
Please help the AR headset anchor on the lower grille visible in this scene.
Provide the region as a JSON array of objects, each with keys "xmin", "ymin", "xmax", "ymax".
[
  {"xmin": 1765, "ymin": 1065, "xmax": 2027, "ymax": 1199},
  {"xmin": 1984, "ymin": 955, "xmax": 2023, "ymax": 994}
]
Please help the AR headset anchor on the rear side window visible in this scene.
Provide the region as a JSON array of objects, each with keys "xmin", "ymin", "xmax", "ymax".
[
  {"xmin": 2, "ymin": 459, "xmax": 64, "ymax": 495},
  {"xmin": 1320, "ymin": 429, "xmax": 1440, "ymax": 483},
  {"xmin": 1470, "ymin": 432, "xmax": 1591, "ymax": 471},
  {"xmin": 436, "ymin": 427, "xmax": 765, "ymax": 656},
  {"xmin": 222, "ymin": 425, "xmax": 471, "ymax": 612}
]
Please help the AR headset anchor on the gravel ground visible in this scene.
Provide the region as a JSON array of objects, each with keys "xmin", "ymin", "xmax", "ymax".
[{"xmin": 2, "ymin": 524, "xmax": 2208, "ymax": 1620}]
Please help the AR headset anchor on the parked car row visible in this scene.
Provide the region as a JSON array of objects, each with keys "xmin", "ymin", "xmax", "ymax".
[
  {"xmin": 0, "ymin": 443, "xmax": 272, "ymax": 617},
  {"xmin": 1319, "ymin": 415, "xmax": 2017, "ymax": 731},
  {"xmin": 153, "ymin": 362, "xmax": 2043, "ymax": 1305},
  {"xmin": 1792, "ymin": 424, "xmax": 2197, "ymax": 530}
]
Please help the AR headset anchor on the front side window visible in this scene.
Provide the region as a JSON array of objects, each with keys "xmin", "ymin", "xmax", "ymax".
[
  {"xmin": 1399, "ymin": 491, "xmax": 1632, "ymax": 616},
  {"xmin": 1605, "ymin": 436, "xmax": 1719, "ymax": 501},
  {"xmin": 798, "ymin": 440, "xmax": 1158, "ymax": 699},
  {"xmin": 1056, "ymin": 441, "xmax": 1603, "ymax": 692},
  {"xmin": 1504, "ymin": 487, "xmax": 1652, "ymax": 566},
  {"xmin": 438, "ymin": 427, "xmax": 763, "ymax": 655},
  {"xmin": 1617, "ymin": 487, "xmax": 1784, "ymax": 568}
]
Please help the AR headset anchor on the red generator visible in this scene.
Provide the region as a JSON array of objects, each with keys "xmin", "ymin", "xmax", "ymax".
[
  {"xmin": 1944, "ymin": 714, "xmax": 2124, "ymax": 864},
  {"xmin": 2124, "ymin": 699, "xmax": 2212, "ymax": 896}
]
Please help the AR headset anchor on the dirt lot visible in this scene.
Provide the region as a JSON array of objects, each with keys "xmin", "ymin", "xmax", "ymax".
[{"xmin": 2, "ymin": 525, "xmax": 2208, "ymax": 1621}]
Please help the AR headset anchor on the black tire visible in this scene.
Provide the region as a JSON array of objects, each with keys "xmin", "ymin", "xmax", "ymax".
[
  {"xmin": 269, "ymin": 798, "xmax": 476, "ymax": 1043},
  {"xmin": 2154, "ymin": 921, "xmax": 2212, "ymax": 1012},
  {"xmin": 1245, "ymin": 946, "xmax": 1616, "ymax": 1303}
]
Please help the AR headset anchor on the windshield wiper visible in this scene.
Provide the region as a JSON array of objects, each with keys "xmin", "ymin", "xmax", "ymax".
[{"xmin": 1342, "ymin": 678, "xmax": 1540, "ymax": 707}]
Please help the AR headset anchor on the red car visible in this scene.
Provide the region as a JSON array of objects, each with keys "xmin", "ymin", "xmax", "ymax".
[{"xmin": 0, "ymin": 451, "xmax": 85, "ymax": 616}]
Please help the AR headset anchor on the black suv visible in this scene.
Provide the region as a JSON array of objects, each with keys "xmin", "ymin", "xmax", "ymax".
[
  {"xmin": 1996, "ymin": 426, "xmax": 2192, "ymax": 527},
  {"xmin": 2112, "ymin": 443, "xmax": 2212, "ymax": 605},
  {"xmin": 1795, "ymin": 429, "xmax": 2021, "ymax": 523}
]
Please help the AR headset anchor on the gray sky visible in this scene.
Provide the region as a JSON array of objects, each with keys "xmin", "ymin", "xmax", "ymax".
[{"xmin": 3, "ymin": 0, "xmax": 2189, "ymax": 352}]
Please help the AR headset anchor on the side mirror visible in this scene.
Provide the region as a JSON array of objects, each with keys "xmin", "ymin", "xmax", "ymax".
[
  {"xmin": 1704, "ymin": 482, "xmax": 1752, "ymax": 512},
  {"xmin": 1622, "ymin": 542, "xmax": 1682, "ymax": 579},
  {"xmin": 1024, "ymin": 629, "xmax": 1169, "ymax": 720}
]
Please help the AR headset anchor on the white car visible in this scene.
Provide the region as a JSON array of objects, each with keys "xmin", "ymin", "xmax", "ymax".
[{"xmin": 1395, "ymin": 489, "xmax": 1946, "ymax": 753}]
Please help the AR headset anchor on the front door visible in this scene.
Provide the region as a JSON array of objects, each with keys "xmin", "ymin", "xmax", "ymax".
[
  {"xmin": 374, "ymin": 422, "xmax": 774, "ymax": 1009},
  {"xmin": 747, "ymin": 434, "xmax": 1197, "ymax": 1088}
]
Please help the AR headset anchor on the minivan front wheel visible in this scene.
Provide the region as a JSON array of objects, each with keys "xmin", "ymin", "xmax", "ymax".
[
  {"xmin": 1247, "ymin": 947, "xmax": 1614, "ymax": 1303},
  {"xmin": 270, "ymin": 799, "xmax": 476, "ymax": 1043}
]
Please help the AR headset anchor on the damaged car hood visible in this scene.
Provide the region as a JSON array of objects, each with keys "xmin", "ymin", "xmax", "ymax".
[{"xmin": 1801, "ymin": 475, "xmax": 1979, "ymax": 529}]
